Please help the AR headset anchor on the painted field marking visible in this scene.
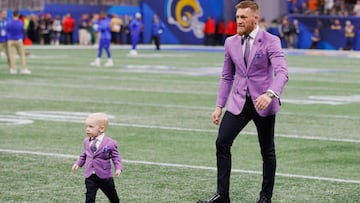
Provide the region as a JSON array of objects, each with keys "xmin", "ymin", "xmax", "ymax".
[
  {"xmin": 109, "ymin": 123, "xmax": 360, "ymax": 143},
  {"xmin": 7, "ymin": 69, "xmax": 360, "ymax": 88},
  {"xmin": 4, "ymin": 95, "xmax": 213, "ymax": 110},
  {"xmin": 0, "ymin": 80, "xmax": 215, "ymax": 96},
  {"xmin": 1, "ymin": 148, "xmax": 359, "ymax": 184},
  {"xmin": 1, "ymin": 79, "xmax": 359, "ymax": 105},
  {"xmin": 0, "ymin": 118, "xmax": 33, "ymax": 125},
  {"xmin": 3, "ymin": 96, "xmax": 360, "ymax": 120},
  {"xmin": 1, "ymin": 110, "xmax": 359, "ymax": 143}
]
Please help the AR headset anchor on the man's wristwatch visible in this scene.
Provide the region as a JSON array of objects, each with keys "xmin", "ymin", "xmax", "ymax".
[{"xmin": 266, "ymin": 91, "xmax": 276, "ymax": 99}]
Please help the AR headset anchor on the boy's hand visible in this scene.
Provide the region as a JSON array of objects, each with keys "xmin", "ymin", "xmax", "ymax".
[
  {"xmin": 115, "ymin": 169, "xmax": 121, "ymax": 177},
  {"xmin": 71, "ymin": 164, "xmax": 79, "ymax": 172}
]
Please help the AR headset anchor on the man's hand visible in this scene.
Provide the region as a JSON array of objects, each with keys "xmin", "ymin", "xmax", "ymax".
[
  {"xmin": 255, "ymin": 93, "xmax": 272, "ymax": 111},
  {"xmin": 211, "ymin": 106, "xmax": 223, "ymax": 125}
]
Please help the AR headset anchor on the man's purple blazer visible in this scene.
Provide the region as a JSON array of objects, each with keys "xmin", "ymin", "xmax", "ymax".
[
  {"xmin": 216, "ymin": 29, "xmax": 289, "ymax": 117},
  {"xmin": 76, "ymin": 134, "xmax": 122, "ymax": 179}
]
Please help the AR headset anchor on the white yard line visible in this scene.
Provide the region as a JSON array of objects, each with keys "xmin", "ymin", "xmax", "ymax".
[
  {"xmin": 4, "ymin": 77, "xmax": 360, "ymax": 95},
  {"xmin": 0, "ymin": 81, "xmax": 216, "ymax": 96},
  {"xmin": 5, "ymin": 64, "xmax": 360, "ymax": 85},
  {"xmin": 289, "ymin": 77, "xmax": 360, "ymax": 84},
  {"xmin": 110, "ymin": 123, "xmax": 360, "ymax": 143},
  {"xmin": 1, "ymin": 148, "xmax": 359, "ymax": 184},
  {"xmin": 1, "ymin": 80, "xmax": 360, "ymax": 105},
  {"xmin": 5, "ymin": 112, "xmax": 360, "ymax": 143},
  {"xmin": 2, "ymin": 95, "xmax": 212, "ymax": 110},
  {"xmin": 2, "ymin": 95, "xmax": 360, "ymax": 120},
  {"xmin": 1, "ymin": 106, "xmax": 359, "ymax": 143}
]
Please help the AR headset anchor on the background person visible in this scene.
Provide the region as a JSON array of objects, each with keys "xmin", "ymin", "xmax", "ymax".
[
  {"xmin": 344, "ymin": 20, "xmax": 355, "ymax": 50},
  {"xmin": 39, "ymin": 13, "xmax": 52, "ymax": 45},
  {"xmin": 62, "ymin": 13, "xmax": 75, "ymax": 45},
  {"xmin": 310, "ymin": 28, "xmax": 321, "ymax": 49},
  {"xmin": 197, "ymin": 1, "xmax": 288, "ymax": 203},
  {"xmin": 0, "ymin": 10, "xmax": 9, "ymax": 67},
  {"xmin": 90, "ymin": 13, "xmax": 100, "ymax": 47},
  {"xmin": 6, "ymin": 10, "xmax": 31, "ymax": 74},
  {"xmin": 78, "ymin": 13, "xmax": 90, "ymax": 45},
  {"xmin": 353, "ymin": 0, "xmax": 360, "ymax": 16},
  {"xmin": 129, "ymin": 12, "xmax": 143, "ymax": 55},
  {"xmin": 90, "ymin": 12, "xmax": 113, "ymax": 67},
  {"xmin": 27, "ymin": 14, "xmax": 39, "ymax": 44},
  {"xmin": 151, "ymin": 14, "xmax": 164, "ymax": 50},
  {"xmin": 51, "ymin": 15, "xmax": 62, "ymax": 45},
  {"xmin": 203, "ymin": 16, "xmax": 216, "ymax": 46},
  {"xmin": 110, "ymin": 14, "xmax": 122, "ymax": 44},
  {"xmin": 216, "ymin": 19, "xmax": 225, "ymax": 45}
]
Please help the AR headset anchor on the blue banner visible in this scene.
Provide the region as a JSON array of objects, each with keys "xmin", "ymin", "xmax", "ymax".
[{"xmin": 141, "ymin": 0, "xmax": 223, "ymax": 44}]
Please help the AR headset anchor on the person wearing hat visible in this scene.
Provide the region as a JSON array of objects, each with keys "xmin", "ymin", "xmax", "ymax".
[{"xmin": 129, "ymin": 12, "xmax": 143, "ymax": 55}]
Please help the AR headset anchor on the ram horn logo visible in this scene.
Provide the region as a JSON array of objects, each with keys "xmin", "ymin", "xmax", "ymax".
[{"xmin": 167, "ymin": 0, "xmax": 204, "ymax": 38}]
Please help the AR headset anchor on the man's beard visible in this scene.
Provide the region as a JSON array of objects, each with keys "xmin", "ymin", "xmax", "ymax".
[{"xmin": 237, "ymin": 27, "xmax": 245, "ymax": 36}]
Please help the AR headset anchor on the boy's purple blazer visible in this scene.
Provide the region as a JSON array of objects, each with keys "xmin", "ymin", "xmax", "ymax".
[
  {"xmin": 76, "ymin": 134, "xmax": 122, "ymax": 179},
  {"xmin": 216, "ymin": 29, "xmax": 289, "ymax": 117}
]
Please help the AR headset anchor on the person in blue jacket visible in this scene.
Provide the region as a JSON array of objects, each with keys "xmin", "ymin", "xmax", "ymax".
[
  {"xmin": 151, "ymin": 14, "xmax": 165, "ymax": 51},
  {"xmin": 6, "ymin": 10, "xmax": 31, "ymax": 74},
  {"xmin": 0, "ymin": 9, "xmax": 9, "ymax": 67},
  {"xmin": 129, "ymin": 12, "xmax": 143, "ymax": 55},
  {"xmin": 90, "ymin": 12, "xmax": 113, "ymax": 67}
]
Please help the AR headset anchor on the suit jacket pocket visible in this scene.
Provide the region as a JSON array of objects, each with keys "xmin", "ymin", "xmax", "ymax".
[
  {"xmin": 252, "ymin": 51, "xmax": 269, "ymax": 68},
  {"xmin": 102, "ymin": 162, "xmax": 111, "ymax": 170},
  {"xmin": 254, "ymin": 51, "xmax": 265, "ymax": 59}
]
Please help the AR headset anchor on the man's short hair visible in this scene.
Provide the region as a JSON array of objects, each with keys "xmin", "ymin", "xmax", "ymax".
[{"xmin": 236, "ymin": 0, "xmax": 260, "ymax": 14}]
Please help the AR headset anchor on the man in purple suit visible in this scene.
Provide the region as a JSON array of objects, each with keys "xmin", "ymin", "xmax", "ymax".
[
  {"xmin": 198, "ymin": 1, "xmax": 288, "ymax": 203},
  {"xmin": 72, "ymin": 112, "xmax": 122, "ymax": 203}
]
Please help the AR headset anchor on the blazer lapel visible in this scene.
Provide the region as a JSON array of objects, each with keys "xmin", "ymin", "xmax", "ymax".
[
  {"xmin": 248, "ymin": 31, "xmax": 263, "ymax": 69},
  {"xmin": 230, "ymin": 35, "xmax": 247, "ymax": 70},
  {"xmin": 94, "ymin": 135, "xmax": 107, "ymax": 156}
]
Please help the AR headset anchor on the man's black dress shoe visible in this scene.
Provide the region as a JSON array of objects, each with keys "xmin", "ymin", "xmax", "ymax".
[
  {"xmin": 197, "ymin": 193, "xmax": 230, "ymax": 203},
  {"xmin": 256, "ymin": 195, "xmax": 272, "ymax": 203}
]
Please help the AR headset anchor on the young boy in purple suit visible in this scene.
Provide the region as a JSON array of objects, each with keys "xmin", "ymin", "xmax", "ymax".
[{"xmin": 72, "ymin": 112, "xmax": 122, "ymax": 203}]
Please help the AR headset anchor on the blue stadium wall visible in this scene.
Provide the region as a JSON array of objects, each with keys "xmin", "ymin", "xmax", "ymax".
[
  {"xmin": 20, "ymin": 1, "xmax": 223, "ymax": 45},
  {"xmin": 290, "ymin": 15, "xmax": 360, "ymax": 50},
  {"xmin": 44, "ymin": 4, "xmax": 141, "ymax": 43},
  {"xmin": 20, "ymin": 1, "xmax": 221, "ymax": 45},
  {"xmin": 139, "ymin": 0, "xmax": 286, "ymax": 45},
  {"xmin": 140, "ymin": 0, "xmax": 223, "ymax": 44},
  {"xmin": 286, "ymin": 1, "xmax": 360, "ymax": 50},
  {"xmin": 16, "ymin": 1, "xmax": 280, "ymax": 46},
  {"xmin": 15, "ymin": 1, "xmax": 360, "ymax": 49}
]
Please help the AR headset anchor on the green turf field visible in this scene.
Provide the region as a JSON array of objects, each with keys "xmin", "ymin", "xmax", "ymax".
[{"xmin": 0, "ymin": 46, "xmax": 359, "ymax": 202}]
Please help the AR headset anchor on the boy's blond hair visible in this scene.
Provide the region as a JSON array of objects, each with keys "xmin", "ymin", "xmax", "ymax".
[{"xmin": 87, "ymin": 112, "xmax": 109, "ymax": 130}]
